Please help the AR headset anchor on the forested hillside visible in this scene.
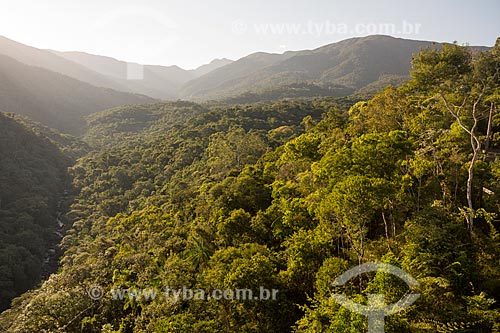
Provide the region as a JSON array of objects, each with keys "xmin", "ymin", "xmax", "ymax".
[
  {"xmin": 0, "ymin": 113, "xmax": 77, "ymax": 312},
  {"xmin": 82, "ymin": 101, "xmax": 209, "ymax": 147},
  {"xmin": 1, "ymin": 40, "xmax": 500, "ymax": 333}
]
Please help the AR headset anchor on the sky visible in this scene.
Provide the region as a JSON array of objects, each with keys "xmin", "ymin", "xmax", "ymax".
[{"xmin": 0, "ymin": 0, "xmax": 499, "ymax": 69}]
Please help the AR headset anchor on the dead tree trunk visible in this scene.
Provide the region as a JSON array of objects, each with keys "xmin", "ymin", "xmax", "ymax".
[
  {"xmin": 440, "ymin": 91, "xmax": 484, "ymax": 233},
  {"xmin": 485, "ymin": 102, "xmax": 495, "ymax": 152}
]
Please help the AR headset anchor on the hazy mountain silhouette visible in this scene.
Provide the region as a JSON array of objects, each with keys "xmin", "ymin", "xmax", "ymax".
[
  {"xmin": 49, "ymin": 51, "xmax": 194, "ymax": 99},
  {"xmin": 0, "ymin": 36, "xmax": 232, "ymax": 101},
  {"xmin": 0, "ymin": 53, "xmax": 154, "ymax": 135},
  {"xmin": 0, "ymin": 36, "xmax": 128, "ymax": 92},
  {"xmin": 50, "ymin": 52, "xmax": 234, "ymax": 99}
]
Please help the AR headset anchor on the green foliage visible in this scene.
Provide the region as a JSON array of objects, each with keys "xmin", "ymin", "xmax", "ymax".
[{"xmin": 2, "ymin": 40, "xmax": 500, "ymax": 333}]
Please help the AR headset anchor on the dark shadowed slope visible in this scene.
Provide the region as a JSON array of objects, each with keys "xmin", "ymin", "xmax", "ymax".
[{"xmin": 0, "ymin": 112, "xmax": 73, "ymax": 311}]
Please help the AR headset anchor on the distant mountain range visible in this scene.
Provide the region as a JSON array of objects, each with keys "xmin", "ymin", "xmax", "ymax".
[
  {"xmin": 0, "ymin": 35, "xmax": 489, "ymax": 134},
  {"xmin": 0, "ymin": 36, "xmax": 232, "ymax": 134},
  {"xmin": 49, "ymin": 50, "xmax": 233, "ymax": 99}
]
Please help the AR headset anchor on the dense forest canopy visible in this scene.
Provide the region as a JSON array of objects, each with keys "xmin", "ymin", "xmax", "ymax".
[{"xmin": 0, "ymin": 39, "xmax": 499, "ymax": 333}]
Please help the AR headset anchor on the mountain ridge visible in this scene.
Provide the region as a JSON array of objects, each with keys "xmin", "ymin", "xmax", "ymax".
[
  {"xmin": 0, "ymin": 53, "xmax": 154, "ymax": 135},
  {"xmin": 0, "ymin": 34, "xmax": 491, "ymax": 108},
  {"xmin": 178, "ymin": 35, "xmax": 432, "ymax": 100},
  {"xmin": 178, "ymin": 35, "xmax": 490, "ymax": 101},
  {"xmin": 49, "ymin": 51, "xmax": 234, "ymax": 99},
  {"xmin": 0, "ymin": 35, "xmax": 129, "ymax": 92}
]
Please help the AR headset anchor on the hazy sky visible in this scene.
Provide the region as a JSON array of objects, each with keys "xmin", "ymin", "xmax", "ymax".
[{"xmin": 1, "ymin": 0, "xmax": 499, "ymax": 69}]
